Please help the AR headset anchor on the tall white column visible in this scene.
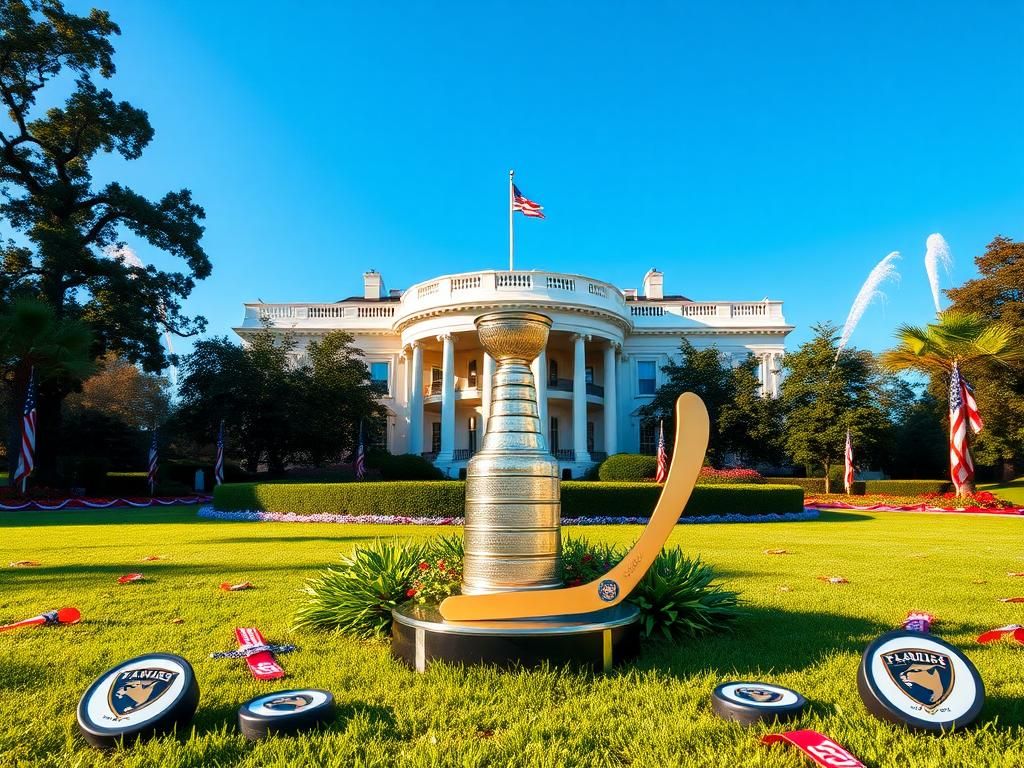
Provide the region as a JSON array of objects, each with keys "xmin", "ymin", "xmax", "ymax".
[
  {"xmin": 437, "ymin": 334, "xmax": 455, "ymax": 464},
  {"xmin": 572, "ymin": 334, "xmax": 590, "ymax": 463},
  {"xmin": 481, "ymin": 352, "xmax": 495, "ymax": 439},
  {"xmin": 603, "ymin": 342, "xmax": 618, "ymax": 456},
  {"xmin": 408, "ymin": 342, "xmax": 423, "ymax": 455},
  {"xmin": 532, "ymin": 347, "xmax": 548, "ymax": 447}
]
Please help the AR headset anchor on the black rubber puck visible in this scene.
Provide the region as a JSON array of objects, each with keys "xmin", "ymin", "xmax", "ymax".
[
  {"xmin": 858, "ymin": 630, "xmax": 985, "ymax": 732},
  {"xmin": 237, "ymin": 689, "xmax": 335, "ymax": 740},
  {"xmin": 711, "ymin": 681, "xmax": 808, "ymax": 726},
  {"xmin": 77, "ymin": 653, "xmax": 199, "ymax": 748}
]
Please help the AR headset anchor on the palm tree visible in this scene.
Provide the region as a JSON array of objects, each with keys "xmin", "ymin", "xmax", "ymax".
[{"xmin": 879, "ymin": 310, "xmax": 1022, "ymax": 493}]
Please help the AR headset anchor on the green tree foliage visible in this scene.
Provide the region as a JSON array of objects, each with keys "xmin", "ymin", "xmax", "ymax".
[
  {"xmin": 638, "ymin": 340, "xmax": 783, "ymax": 466},
  {"xmin": 0, "ymin": 0, "xmax": 209, "ymax": 477},
  {"xmin": 65, "ymin": 353, "xmax": 170, "ymax": 429},
  {"xmin": 779, "ymin": 323, "xmax": 892, "ymax": 492},
  {"xmin": 944, "ymin": 237, "xmax": 1024, "ymax": 471},
  {"xmin": 176, "ymin": 329, "xmax": 384, "ymax": 474},
  {"xmin": 879, "ymin": 309, "xmax": 1023, "ymax": 484},
  {"xmin": 884, "ymin": 390, "xmax": 948, "ymax": 479}
]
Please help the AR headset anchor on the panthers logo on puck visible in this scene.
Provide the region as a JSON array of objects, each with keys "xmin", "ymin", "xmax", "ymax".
[
  {"xmin": 108, "ymin": 668, "xmax": 179, "ymax": 719},
  {"xmin": 880, "ymin": 649, "xmax": 954, "ymax": 713},
  {"xmin": 264, "ymin": 694, "xmax": 312, "ymax": 712},
  {"xmin": 735, "ymin": 687, "xmax": 784, "ymax": 704},
  {"xmin": 597, "ymin": 579, "xmax": 619, "ymax": 602}
]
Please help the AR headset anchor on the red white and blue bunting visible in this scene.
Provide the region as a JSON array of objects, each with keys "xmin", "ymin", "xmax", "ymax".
[{"xmin": 0, "ymin": 496, "xmax": 212, "ymax": 511}]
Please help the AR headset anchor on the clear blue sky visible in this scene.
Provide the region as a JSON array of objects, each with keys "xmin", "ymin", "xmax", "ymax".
[{"xmin": 70, "ymin": 1, "xmax": 1023, "ymax": 356}]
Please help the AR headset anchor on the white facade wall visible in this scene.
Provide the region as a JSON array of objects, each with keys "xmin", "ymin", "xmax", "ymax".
[{"xmin": 234, "ymin": 269, "xmax": 793, "ymax": 477}]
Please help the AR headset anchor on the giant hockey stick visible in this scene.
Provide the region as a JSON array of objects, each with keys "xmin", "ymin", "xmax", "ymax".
[{"xmin": 439, "ymin": 392, "xmax": 709, "ymax": 622}]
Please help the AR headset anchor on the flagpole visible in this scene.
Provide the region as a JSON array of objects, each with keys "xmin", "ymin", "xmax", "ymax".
[{"xmin": 508, "ymin": 169, "xmax": 514, "ymax": 271}]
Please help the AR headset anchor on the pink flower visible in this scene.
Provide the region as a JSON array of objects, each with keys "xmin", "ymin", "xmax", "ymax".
[{"xmin": 406, "ymin": 588, "xmax": 417, "ymax": 597}]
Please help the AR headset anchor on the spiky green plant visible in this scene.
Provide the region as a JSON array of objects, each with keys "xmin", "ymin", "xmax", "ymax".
[
  {"xmin": 293, "ymin": 539, "xmax": 426, "ymax": 637},
  {"xmin": 629, "ymin": 546, "xmax": 743, "ymax": 640}
]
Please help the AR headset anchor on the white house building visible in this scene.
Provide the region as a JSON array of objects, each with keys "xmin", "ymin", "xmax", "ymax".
[{"xmin": 235, "ymin": 268, "xmax": 793, "ymax": 477}]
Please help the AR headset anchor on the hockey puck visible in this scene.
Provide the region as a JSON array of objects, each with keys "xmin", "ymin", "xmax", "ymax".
[
  {"xmin": 858, "ymin": 630, "xmax": 984, "ymax": 732},
  {"xmin": 711, "ymin": 681, "xmax": 808, "ymax": 726},
  {"xmin": 237, "ymin": 689, "xmax": 335, "ymax": 740},
  {"xmin": 77, "ymin": 653, "xmax": 199, "ymax": 748}
]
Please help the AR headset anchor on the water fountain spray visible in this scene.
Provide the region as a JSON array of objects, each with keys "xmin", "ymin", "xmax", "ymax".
[
  {"xmin": 924, "ymin": 233, "xmax": 952, "ymax": 315},
  {"xmin": 835, "ymin": 251, "xmax": 901, "ymax": 361}
]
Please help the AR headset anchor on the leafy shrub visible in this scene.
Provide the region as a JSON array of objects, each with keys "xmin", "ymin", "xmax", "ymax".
[
  {"xmin": 863, "ymin": 479, "xmax": 952, "ymax": 495},
  {"xmin": 215, "ymin": 480, "xmax": 803, "ymax": 518},
  {"xmin": 64, "ymin": 456, "xmax": 109, "ymax": 494},
  {"xmin": 598, "ymin": 454, "xmax": 657, "ymax": 481},
  {"xmin": 630, "ymin": 546, "xmax": 744, "ymax": 640},
  {"xmin": 374, "ymin": 453, "xmax": 444, "ymax": 481},
  {"xmin": 293, "ymin": 539, "xmax": 427, "ymax": 638},
  {"xmin": 296, "ymin": 535, "xmax": 744, "ymax": 641},
  {"xmin": 697, "ymin": 467, "xmax": 764, "ymax": 484}
]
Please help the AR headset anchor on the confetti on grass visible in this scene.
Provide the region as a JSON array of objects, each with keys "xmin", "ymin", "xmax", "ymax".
[
  {"xmin": 220, "ymin": 581, "xmax": 254, "ymax": 591},
  {"xmin": 141, "ymin": 555, "xmax": 165, "ymax": 562},
  {"xmin": 9, "ymin": 560, "xmax": 41, "ymax": 567},
  {"xmin": 765, "ymin": 549, "xmax": 790, "ymax": 555},
  {"xmin": 117, "ymin": 573, "xmax": 144, "ymax": 584},
  {"xmin": 818, "ymin": 576, "xmax": 849, "ymax": 585},
  {"xmin": 999, "ymin": 597, "xmax": 1024, "ymax": 603}
]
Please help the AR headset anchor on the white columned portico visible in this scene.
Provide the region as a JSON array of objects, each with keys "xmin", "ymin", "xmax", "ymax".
[
  {"xmin": 603, "ymin": 341, "xmax": 618, "ymax": 456},
  {"xmin": 437, "ymin": 333, "xmax": 455, "ymax": 464},
  {"xmin": 572, "ymin": 334, "xmax": 591, "ymax": 463},
  {"xmin": 532, "ymin": 347, "xmax": 548, "ymax": 445},
  {"xmin": 481, "ymin": 352, "xmax": 495, "ymax": 439},
  {"xmin": 407, "ymin": 342, "xmax": 423, "ymax": 455}
]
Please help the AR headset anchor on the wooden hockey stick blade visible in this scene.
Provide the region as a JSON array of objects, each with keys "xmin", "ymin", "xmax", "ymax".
[{"xmin": 439, "ymin": 392, "xmax": 709, "ymax": 621}]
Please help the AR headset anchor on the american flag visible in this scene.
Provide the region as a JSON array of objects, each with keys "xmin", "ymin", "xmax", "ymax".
[
  {"xmin": 13, "ymin": 368, "xmax": 37, "ymax": 492},
  {"xmin": 655, "ymin": 420, "xmax": 668, "ymax": 483},
  {"xmin": 214, "ymin": 420, "xmax": 225, "ymax": 486},
  {"xmin": 512, "ymin": 184, "xmax": 545, "ymax": 218},
  {"xmin": 844, "ymin": 429, "xmax": 854, "ymax": 494},
  {"xmin": 949, "ymin": 362, "xmax": 983, "ymax": 491},
  {"xmin": 147, "ymin": 432, "xmax": 159, "ymax": 495},
  {"xmin": 355, "ymin": 420, "xmax": 366, "ymax": 480}
]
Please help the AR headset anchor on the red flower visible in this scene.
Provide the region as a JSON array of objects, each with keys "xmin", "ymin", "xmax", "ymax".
[
  {"xmin": 418, "ymin": 562, "xmax": 430, "ymax": 571},
  {"xmin": 438, "ymin": 560, "xmax": 447, "ymax": 571},
  {"xmin": 582, "ymin": 554, "xmax": 593, "ymax": 563},
  {"xmin": 568, "ymin": 578, "xmax": 583, "ymax": 587},
  {"xmin": 406, "ymin": 588, "xmax": 417, "ymax": 597}
]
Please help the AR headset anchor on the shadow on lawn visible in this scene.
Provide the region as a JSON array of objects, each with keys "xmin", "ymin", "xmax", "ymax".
[{"xmin": 193, "ymin": 699, "xmax": 399, "ymax": 739}]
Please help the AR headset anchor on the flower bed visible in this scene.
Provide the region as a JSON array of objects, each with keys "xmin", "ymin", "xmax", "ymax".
[
  {"xmin": 197, "ymin": 505, "xmax": 819, "ymax": 525},
  {"xmin": 806, "ymin": 491, "xmax": 1023, "ymax": 515}
]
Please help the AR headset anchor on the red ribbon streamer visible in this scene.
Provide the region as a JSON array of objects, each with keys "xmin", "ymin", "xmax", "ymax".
[
  {"xmin": 762, "ymin": 730, "xmax": 866, "ymax": 767},
  {"xmin": 977, "ymin": 624, "xmax": 1024, "ymax": 644}
]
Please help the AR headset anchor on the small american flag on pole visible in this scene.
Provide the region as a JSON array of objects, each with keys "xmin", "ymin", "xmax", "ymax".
[
  {"xmin": 512, "ymin": 184, "xmax": 545, "ymax": 219},
  {"xmin": 655, "ymin": 420, "xmax": 668, "ymax": 483},
  {"xmin": 13, "ymin": 367, "xmax": 37, "ymax": 492},
  {"xmin": 147, "ymin": 432, "xmax": 159, "ymax": 495},
  {"xmin": 949, "ymin": 362, "xmax": 983, "ymax": 492},
  {"xmin": 214, "ymin": 420, "xmax": 225, "ymax": 486},
  {"xmin": 844, "ymin": 429, "xmax": 854, "ymax": 494},
  {"xmin": 355, "ymin": 420, "xmax": 366, "ymax": 480}
]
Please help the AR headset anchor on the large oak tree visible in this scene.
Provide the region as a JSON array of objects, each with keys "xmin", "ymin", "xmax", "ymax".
[{"xmin": 0, "ymin": 0, "xmax": 209, "ymax": 480}]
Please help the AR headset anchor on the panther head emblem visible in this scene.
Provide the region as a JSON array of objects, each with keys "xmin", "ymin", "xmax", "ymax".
[{"xmin": 265, "ymin": 695, "xmax": 312, "ymax": 712}]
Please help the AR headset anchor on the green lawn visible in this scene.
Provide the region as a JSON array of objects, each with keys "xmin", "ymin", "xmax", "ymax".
[{"xmin": 2, "ymin": 507, "xmax": 1023, "ymax": 767}]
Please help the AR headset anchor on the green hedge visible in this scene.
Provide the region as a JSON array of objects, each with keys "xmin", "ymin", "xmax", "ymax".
[
  {"xmin": 213, "ymin": 481, "xmax": 804, "ymax": 518},
  {"xmin": 764, "ymin": 477, "xmax": 866, "ymax": 495},
  {"xmin": 598, "ymin": 454, "xmax": 658, "ymax": 482},
  {"xmin": 862, "ymin": 479, "xmax": 952, "ymax": 495}
]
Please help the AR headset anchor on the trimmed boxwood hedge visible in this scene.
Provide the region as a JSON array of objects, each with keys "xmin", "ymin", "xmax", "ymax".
[
  {"xmin": 213, "ymin": 481, "xmax": 804, "ymax": 518},
  {"xmin": 598, "ymin": 454, "xmax": 658, "ymax": 481},
  {"xmin": 765, "ymin": 477, "xmax": 866, "ymax": 495},
  {"xmin": 862, "ymin": 479, "xmax": 952, "ymax": 495}
]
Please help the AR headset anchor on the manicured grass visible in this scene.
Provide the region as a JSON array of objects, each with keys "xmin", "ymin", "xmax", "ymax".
[
  {"xmin": 1, "ymin": 506, "xmax": 1023, "ymax": 767},
  {"xmin": 981, "ymin": 476, "xmax": 1024, "ymax": 506}
]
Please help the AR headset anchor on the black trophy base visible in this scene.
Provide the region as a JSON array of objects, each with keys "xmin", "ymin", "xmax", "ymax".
[{"xmin": 391, "ymin": 601, "xmax": 641, "ymax": 672}]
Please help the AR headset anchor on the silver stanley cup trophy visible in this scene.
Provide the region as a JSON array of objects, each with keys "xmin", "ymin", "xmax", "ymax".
[{"xmin": 461, "ymin": 311, "xmax": 562, "ymax": 594}]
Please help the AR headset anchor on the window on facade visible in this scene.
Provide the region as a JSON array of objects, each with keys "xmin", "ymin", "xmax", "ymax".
[
  {"xmin": 550, "ymin": 417, "xmax": 559, "ymax": 452},
  {"xmin": 467, "ymin": 359, "xmax": 478, "ymax": 388},
  {"xmin": 371, "ymin": 421, "xmax": 387, "ymax": 450},
  {"xmin": 431, "ymin": 367, "xmax": 442, "ymax": 395},
  {"xmin": 587, "ymin": 421, "xmax": 595, "ymax": 452},
  {"xmin": 431, "ymin": 422, "xmax": 441, "ymax": 454},
  {"xmin": 370, "ymin": 361, "xmax": 390, "ymax": 395},
  {"xmin": 585, "ymin": 366, "xmax": 594, "ymax": 385},
  {"xmin": 549, "ymin": 359, "xmax": 558, "ymax": 386},
  {"xmin": 637, "ymin": 360, "xmax": 656, "ymax": 395},
  {"xmin": 467, "ymin": 416, "xmax": 477, "ymax": 453},
  {"xmin": 639, "ymin": 422, "xmax": 657, "ymax": 454}
]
